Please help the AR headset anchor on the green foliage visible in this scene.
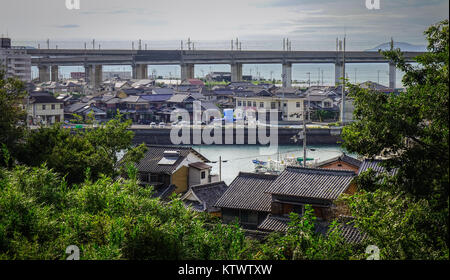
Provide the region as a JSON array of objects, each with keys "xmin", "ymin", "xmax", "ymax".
[
  {"xmin": 0, "ymin": 165, "xmax": 255, "ymax": 260},
  {"xmin": 341, "ymin": 20, "xmax": 449, "ymax": 259},
  {"xmin": 0, "ymin": 71, "xmax": 27, "ymax": 166},
  {"xmin": 16, "ymin": 114, "xmax": 144, "ymax": 185},
  {"xmin": 256, "ymin": 206, "xmax": 356, "ymax": 260}
]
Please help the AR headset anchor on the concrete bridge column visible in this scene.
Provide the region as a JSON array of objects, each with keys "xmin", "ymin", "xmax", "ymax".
[
  {"xmin": 94, "ymin": 65, "xmax": 103, "ymax": 88},
  {"xmin": 85, "ymin": 64, "xmax": 103, "ymax": 88},
  {"xmin": 51, "ymin": 65, "xmax": 59, "ymax": 82},
  {"xmin": 135, "ymin": 64, "xmax": 148, "ymax": 80},
  {"xmin": 282, "ymin": 63, "xmax": 292, "ymax": 88},
  {"xmin": 389, "ymin": 62, "xmax": 396, "ymax": 88},
  {"xmin": 180, "ymin": 63, "xmax": 194, "ymax": 81},
  {"xmin": 38, "ymin": 65, "xmax": 50, "ymax": 82},
  {"xmin": 231, "ymin": 63, "xmax": 243, "ymax": 82},
  {"xmin": 335, "ymin": 62, "xmax": 343, "ymax": 86}
]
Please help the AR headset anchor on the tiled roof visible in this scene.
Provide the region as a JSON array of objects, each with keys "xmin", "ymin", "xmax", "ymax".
[
  {"xmin": 316, "ymin": 153, "xmax": 362, "ymax": 169},
  {"xmin": 258, "ymin": 215, "xmax": 290, "ymax": 232},
  {"xmin": 184, "ymin": 181, "xmax": 229, "ymax": 212},
  {"xmin": 358, "ymin": 159, "xmax": 398, "ymax": 176},
  {"xmin": 136, "ymin": 145, "xmax": 209, "ymax": 174},
  {"xmin": 188, "ymin": 162, "xmax": 212, "ymax": 170},
  {"xmin": 167, "ymin": 94, "xmax": 190, "ymax": 103},
  {"xmin": 140, "ymin": 94, "xmax": 172, "ymax": 102},
  {"xmin": 266, "ymin": 167, "xmax": 355, "ymax": 201},
  {"xmin": 29, "ymin": 94, "xmax": 63, "ymax": 104},
  {"xmin": 152, "ymin": 185, "xmax": 176, "ymax": 200},
  {"xmin": 258, "ymin": 215, "xmax": 366, "ymax": 243},
  {"xmin": 214, "ymin": 172, "xmax": 278, "ymax": 212}
]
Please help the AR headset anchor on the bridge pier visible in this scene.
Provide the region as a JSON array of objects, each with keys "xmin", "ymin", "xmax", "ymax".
[
  {"xmin": 51, "ymin": 65, "xmax": 59, "ymax": 82},
  {"xmin": 282, "ymin": 63, "xmax": 292, "ymax": 88},
  {"xmin": 38, "ymin": 65, "xmax": 50, "ymax": 82},
  {"xmin": 85, "ymin": 64, "xmax": 103, "ymax": 89},
  {"xmin": 335, "ymin": 62, "xmax": 343, "ymax": 86},
  {"xmin": 231, "ymin": 63, "xmax": 243, "ymax": 82},
  {"xmin": 389, "ymin": 62, "xmax": 396, "ymax": 88},
  {"xmin": 180, "ymin": 63, "xmax": 194, "ymax": 81},
  {"xmin": 134, "ymin": 64, "xmax": 148, "ymax": 80}
]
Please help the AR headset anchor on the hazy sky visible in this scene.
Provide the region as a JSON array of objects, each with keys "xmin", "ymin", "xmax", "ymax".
[{"xmin": 1, "ymin": 0, "xmax": 448, "ymax": 50}]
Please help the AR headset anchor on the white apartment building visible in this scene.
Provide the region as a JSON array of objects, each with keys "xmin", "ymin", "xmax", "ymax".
[
  {"xmin": 0, "ymin": 38, "xmax": 32, "ymax": 82},
  {"xmin": 235, "ymin": 92, "xmax": 305, "ymax": 122}
]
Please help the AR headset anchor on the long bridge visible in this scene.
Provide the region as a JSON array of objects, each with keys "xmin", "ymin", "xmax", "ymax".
[{"xmin": 26, "ymin": 49, "xmax": 423, "ymax": 88}]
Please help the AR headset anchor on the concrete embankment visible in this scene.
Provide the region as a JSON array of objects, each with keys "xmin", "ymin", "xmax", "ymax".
[{"xmin": 131, "ymin": 127, "xmax": 342, "ymax": 145}]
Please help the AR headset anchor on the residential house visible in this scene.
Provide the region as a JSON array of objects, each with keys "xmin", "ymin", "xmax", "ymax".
[
  {"xmin": 315, "ymin": 153, "xmax": 362, "ymax": 172},
  {"xmin": 265, "ymin": 167, "xmax": 356, "ymax": 221},
  {"xmin": 135, "ymin": 145, "xmax": 216, "ymax": 197},
  {"xmin": 26, "ymin": 92, "xmax": 64, "ymax": 125},
  {"xmin": 181, "ymin": 181, "xmax": 228, "ymax": 216},
  {"xmin": 214, "ymin": 172, "xmax": 278, "ymax": 230}
]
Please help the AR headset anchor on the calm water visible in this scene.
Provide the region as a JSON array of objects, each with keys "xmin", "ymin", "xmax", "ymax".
[
  {"xmin": 15, "ymin": 39, "xmax": 408, "ymax": 87},
  {"xmin": 192, "ymin": 144, "xmax": 352, "ymax": 184}
]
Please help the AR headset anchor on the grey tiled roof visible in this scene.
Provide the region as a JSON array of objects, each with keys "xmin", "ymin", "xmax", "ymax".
[
  {"xmin": 185, "ymin": 181, "xmax": 229, "ymax": 212},
  {"xmin": 152, "ymin": 184, "xmax": 176, "ymax": 200},
  {"xmin": 358, "ymin": 159, "xmax": 398, "ymax": 176},
  {"xmin": 136, "ymin": 145, "xmax": 209, "ymax": 174},
  {"xmin": 316, "ymin": 153, "xmax": 362, "ymax": 169},
  {"xmin": 258, "ymin": 215, "xmax": 290, "ymax": 232},
  {"xmin": 258, "ymin": 215, "xmax": 366, "ymax": 243},
  {"xmin": 214, "ymin": 172, "xmax": 278, "ymax": 212},
  {"xmin": 266, "ymin": 167, "xmax": 356, "ymax": 201}
]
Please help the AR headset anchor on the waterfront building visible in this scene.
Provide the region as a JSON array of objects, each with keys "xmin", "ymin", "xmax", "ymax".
[
  {"xmin": 134, "ymin": 145, "xmax": 217, "ymax": 196},
  {"xmin": 234, "ymin": 90, "xmax": 305, "ymax": 122}
]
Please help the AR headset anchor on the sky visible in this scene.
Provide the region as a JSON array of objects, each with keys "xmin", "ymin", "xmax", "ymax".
[{"xmin": 0, "ymin": 0, "xmax": 448, "ymax": 50}]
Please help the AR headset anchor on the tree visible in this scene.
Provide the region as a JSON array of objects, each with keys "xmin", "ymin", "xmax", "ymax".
[
  {"xmin": 0, "ymin": 71, "xmax": 27, "ymax": 166},
  {"xmin": 17, "ymin": 114, "xmax": 147, "ymax": 185},
  {"xmin": 341, "ymin": 20, "xmax": 449, "ymax": 259}
]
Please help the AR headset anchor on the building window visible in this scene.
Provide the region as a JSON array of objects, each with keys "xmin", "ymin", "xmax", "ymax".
[
  {"xmin": 150, "ymin": 174, "xmax": 158, "ymax": 182},
  {"xmin": 242, "ymin": 101, "xmax": 246, "ymax": 107},
  {"xmin": 238, "ymin": 101, "xmax": 242, "ymax": 106},
  {"xmin": 60, "ymin": 104, "xmax": 63, "ymax": 109},
  {"xmin": 253, "ymin": 101, "xmax": 256, "ymax": 107},
  {"xmin": 260, "ymin": 102, "xmax": 264, "ymax": 108},
  {"xmin": 271, "ymin": 102, "xmax": 276, "ymax": 109},
  {"xmin": 51, "ymin": 104, "xmax": 55, "ymax": 110},
  {"xmin": 283, "ymin": 103, "xmax": 287, "ymax": 107},
  {"xmin": 296, "ymin": 102, "xmax": 301, "ymax": 108},
  {"xmin": 42, "ymin": 105, "xmax": 46, "ymax": 110},
  {"xmin": 324, "ymin": 102, "xmax": 331, "ymax": 108},
  {"xmin": 201, "ymin": 171, "xmax": 206, "ymax": 179}
]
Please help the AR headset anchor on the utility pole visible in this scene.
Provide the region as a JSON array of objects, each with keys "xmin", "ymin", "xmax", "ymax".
[
  {"xmin": 92, "ymin": 39, "xmax": 95, "ymax": 50},
  {"xmin": 340, "ymin": 36, "xmax": 346, "ymax": 124},
  {"xmin": 321, "ymin": 70, "xmax": 324, "ymax": 86},
  {"xmin": 219, "ymin": 156, "xmax": 222, "ymax": 182},
  {"xmin": 306, "ymin": 72, "xmax": 311, "ymax": 121},
  {"xmin": 377, "ymin": 70, "xmax": 380, "ymax": 85},
  {"xmin": 318, "ymin": 68, "xmax": 320, "ymax": 86}
]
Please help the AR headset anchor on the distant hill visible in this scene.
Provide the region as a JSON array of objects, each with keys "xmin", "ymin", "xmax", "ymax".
[{"xmin": 365, "ymin": 42, "xmax": 427, "ymax": 52}]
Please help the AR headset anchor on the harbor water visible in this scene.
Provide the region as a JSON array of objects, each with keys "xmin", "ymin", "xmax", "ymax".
[{"xmin": 192, "ymin": 144, "xmax": 354, "ymax": 184}]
